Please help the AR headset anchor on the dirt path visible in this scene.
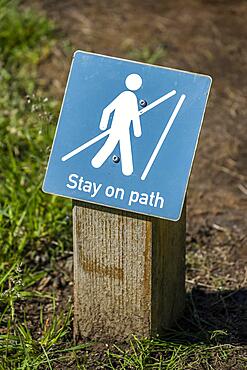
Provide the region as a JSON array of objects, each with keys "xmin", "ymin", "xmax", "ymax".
[{"xmin": 26, "ymin": 0, "xmax": 246, "ymax": 342}]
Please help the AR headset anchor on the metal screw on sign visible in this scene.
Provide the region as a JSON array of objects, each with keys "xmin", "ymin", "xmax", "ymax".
[
  {"xmin": 139, "ymin": 99, "xmax": 147, "ymax": 107},
  {"xmin": 112, "ymin": 155, "xmax": 120, "ymax": 163}
]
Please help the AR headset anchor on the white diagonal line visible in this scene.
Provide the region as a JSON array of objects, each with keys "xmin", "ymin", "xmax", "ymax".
[
  {"xmin": 61, "ymin": 130, "xmax": 111, "ymax": 162},
  {"xmin": 139, "ymin": 90, "xmax": 176, "ymax": 116},
  {"xmin": 141, "ymin": 94, "xmax": 186, "ymax": 181}
]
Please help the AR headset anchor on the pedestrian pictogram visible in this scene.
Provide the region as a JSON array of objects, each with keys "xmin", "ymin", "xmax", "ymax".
[
  {"xmin": 61, "ymin": 73, "xmax": 182, "ymax": 179},
  {"xmin": 43, "ymin": 50, "xmax": 212, "ymax": 220}
]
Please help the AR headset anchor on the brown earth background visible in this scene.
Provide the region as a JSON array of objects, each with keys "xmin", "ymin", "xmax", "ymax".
[{"xmin": 25, "ymin": 0, "xmax": 246, "ymax": 348}]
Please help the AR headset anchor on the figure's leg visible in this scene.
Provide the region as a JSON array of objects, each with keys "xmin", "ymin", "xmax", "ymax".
[
  {"xmin": 119, "ymin": 133, "xmax": 133, "ymax": 176},
  {"xmin": 91, "ymin": 135, "xmax": 118, "ymax": 168}
]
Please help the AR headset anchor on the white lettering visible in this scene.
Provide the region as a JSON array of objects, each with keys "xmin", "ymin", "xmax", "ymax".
[
  {"xmin": 115, "ymin": 187, "xmax": 125, "ymax": 200},
  {"xmin": 105, "ymin": 186, "xmax": 115, "ymax": 197},
  {"xmin": 66, "ymin": 173, "xmax": 78, "ymax": 189},
  {"xmin": 65, "ymin": 173, "xmax": 164, "ymax": 209},
  {"xmin": 128, "ymin": 191, "xmax": 139, "ymax": 206},
  {"xmin": 128, "ymin": 190, "xmax": 164, "ymax": 209},
  {"xmin": 78, "ymin": 176, "xmax": 84, "ymax": 190},
  {"xmin": 154, "ymin": 192, "xmax": 164, "ymax": 208},
  {"xmin": 83, "ymin": 181, "xmax": 92, "ymax": 193},
  {"xmin": 92, "ymin": 183, "xmax": 102, "ymax": 198},
  {"xmin": 149, "ymin": 191, "xmax": 155, "ymax": 206},
  {"xmin": 139, "ymin": 192, "xmax": 148, "ymax": 205}
]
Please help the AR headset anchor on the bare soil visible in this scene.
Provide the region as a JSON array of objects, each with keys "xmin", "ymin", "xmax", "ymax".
[{"xmin": 25, "ymin": 0, "xmax": 247, "ymax": 352}]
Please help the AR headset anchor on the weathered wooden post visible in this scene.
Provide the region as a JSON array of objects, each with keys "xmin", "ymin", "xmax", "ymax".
[
  {"xmin": 43, "ymin": 50, "xmax": 211, "ymax": 340},
  {"xmin": 73, "ymin": 201, "xmax": 186, "ymax": 339}
]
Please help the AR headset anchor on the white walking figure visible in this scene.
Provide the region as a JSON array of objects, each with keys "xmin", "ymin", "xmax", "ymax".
[
  {"xmin": 91, "ymin": 73, "xmax": 143, "ymax": 176},
  {"xmin": 61, "ymin": 77, "xmax": 182, "ymax": 180}
]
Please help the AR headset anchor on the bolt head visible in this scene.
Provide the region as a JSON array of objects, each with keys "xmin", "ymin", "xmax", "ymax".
[
  {"xmin": 112, "ymin": 155, "xmax": 120, "ymax": 163},
  {"xmin": 139, "ymin": 99, "xmax": 147, "ymax": 107}
]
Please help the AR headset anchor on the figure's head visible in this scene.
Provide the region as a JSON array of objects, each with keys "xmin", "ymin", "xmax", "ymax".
[{"xmin": 125, "ymin": 73, "xmax": 142, "ymax": 91}]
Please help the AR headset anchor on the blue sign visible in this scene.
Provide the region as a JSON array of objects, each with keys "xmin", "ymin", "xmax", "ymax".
[{"xmin": 43, "ymin": 50, "xmax": 212, "ymax": 220}]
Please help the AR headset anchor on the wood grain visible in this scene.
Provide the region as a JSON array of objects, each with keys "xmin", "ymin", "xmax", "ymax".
[{"xmin": 73, "ymin": 201, "xmax": 186, "ymax": 340}]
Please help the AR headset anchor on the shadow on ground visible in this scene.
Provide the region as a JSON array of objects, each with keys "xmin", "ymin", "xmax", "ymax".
[{"xmin": 165, "ymin": 288, "xmax": 247, "ymax": 345}]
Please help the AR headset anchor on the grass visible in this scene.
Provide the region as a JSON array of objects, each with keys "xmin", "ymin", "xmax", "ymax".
[
  {"xmin": 0, "ymin": 0, "xmax": 84, "ymax": 367},
  {"xmin": 127, "ymin": 46, "xmax": 167, "ymax": 65},
  {"xmin": 0, "ymin": 0, "xmax": 246, "ymax": 369},
  {"xmin": 105, "ymin": 336, "xmax": 240, "ymax": 369}
]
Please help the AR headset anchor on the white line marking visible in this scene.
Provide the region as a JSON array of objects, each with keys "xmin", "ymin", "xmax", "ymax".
[
  {"xmin": 139, "ymin": 90, "xmax": 176, "ymax": 116},
  {"xmin": 141, "ymin": 94, "xmax": 186, "ymax": 181},
  {"xmin": 61, "ymin": 90, "xmax": 176, "ymax": 162},
  {"xmin": 62, "ymin": 130, "xmax": 111, "ymax": 161}
]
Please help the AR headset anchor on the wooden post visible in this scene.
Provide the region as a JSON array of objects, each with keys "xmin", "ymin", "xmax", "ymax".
[{"xmin": 73, "ymin": 200, "xmax": 186, "ymax": 340}]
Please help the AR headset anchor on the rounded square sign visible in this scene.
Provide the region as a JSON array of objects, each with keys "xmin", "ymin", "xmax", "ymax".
[{"xmin": 43, "ymin": 50, "xmax": 212, "ymax": 220}]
